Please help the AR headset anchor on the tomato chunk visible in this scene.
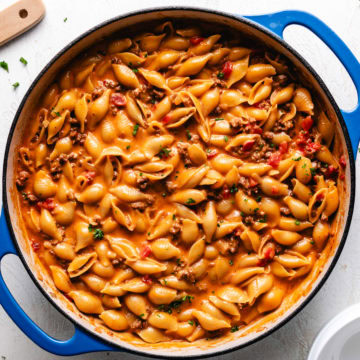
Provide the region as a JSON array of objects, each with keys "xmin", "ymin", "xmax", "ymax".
[
  {"xmin": 206, "ymin": 149, "xmax": 218, "ymax": 159},
  {"xmin": 339, "ymin": 155, "xmax": 346, "ymax": 168},
  {"xmin": 222, "ymin": 61, "xmax": 233, "ymax": 79},
  {"xmin": 222, "ymin": 185, "xmax": 230, "ymax": 199},
  {"xmin": 267, "ymin": 152, "xmax": 281, "ymax": 168},
  {"xmin": 110, "ymin": 93, "xmax": 126, "ymax": 107},
  {"xmin": 161, "ymin": 115, "xmax": 171, "ymax": 124},
  {"xmin": 242, "ymin": 140, "xmax": 255, "ymax": 152},
  {"xmin": 279, "ymin": 141, "xmax": 288, "ymax": 154},
  {"xmin": 301, "ymin": 116, "xmax": 314, "ymax": 132},
  {"xmin": 37, "ymin": 198, "xmax": 55, "ymax": 211},
  {"xmin": 190, "ymin": 36, "xmax": 204, "ymax": 45},
  {"xmin": 142, "ymin": 274, "xmax": 153, "ymax": 285},
  {"xmin": 31, "ymin": 240, "xmax": 41, "ymax": 252},
  {"xmin": 85, "ymin": 171, "xmax": 96, "ymax": 184},
  {"xmin": 140, "ymin": 245, "xmax": 152, "ymax": 259}
]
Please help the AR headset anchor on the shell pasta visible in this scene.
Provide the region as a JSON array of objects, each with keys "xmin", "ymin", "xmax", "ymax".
[{"xmin": 15, "ymin": 21, "xmax": 345, "ymax": 344}]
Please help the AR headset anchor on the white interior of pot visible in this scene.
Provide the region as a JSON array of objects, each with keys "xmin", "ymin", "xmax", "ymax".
[{"xmin": 4, "ymin": 9, "xmax": 352, "ymax": 358}]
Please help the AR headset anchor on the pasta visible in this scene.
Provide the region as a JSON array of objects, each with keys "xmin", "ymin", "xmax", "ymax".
[{"xmin": 15, "ymin": 21, "xmax": 344, "ymax": 344}]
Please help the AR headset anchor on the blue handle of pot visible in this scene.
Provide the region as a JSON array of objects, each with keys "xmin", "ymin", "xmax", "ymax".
[
  {"xmin": 245, "ymin": 10, "xmax": 360, "ymax": 157},
  {"xmin": 0, "ymin": 211, "xmax": 116, "ymax": 355}
]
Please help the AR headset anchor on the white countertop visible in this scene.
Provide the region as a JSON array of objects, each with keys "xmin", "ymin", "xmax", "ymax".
[{"xmin": 1, "ymin": 0, "xmax": 360, "ymax": 359}]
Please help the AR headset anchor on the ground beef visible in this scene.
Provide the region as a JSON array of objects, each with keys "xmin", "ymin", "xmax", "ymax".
[
  {"xmin": 280, "ymin": 206, "xmax": 291, "ymax": 215},
  {"xmin": 165, "ymin": 181, "xmax": 177, "ymax": 193},
  {"xmin": 238, "ymin": 176, "xmax": 260, "ymax": 196},
  {"xmin": 176, "ymin": 142, "xmax": 191, "ymax": 166},
  {"xmin": 170, "ymin": 221, "xmax": 181, "ymax": 235},
  {"xmin": 49, "ymin": 160, "xmax": 62, "ymax": 181},
  {"xmin": 210, "ymin": 105, "xmax": 222, "ymax": 116},
  {"xmin": 16, "ymin": 170, "xmax": 30, "ymax": 189},
  {"xmin": 149, "ymin": 87, "xmax": 165, "ymax": 100},
  {"xmin": 26, "ymin": 193, "xmax": 38, "ymax": 204},
  {"xmin": 189, "ymin": 134, "xmax": 200, "ymax": 143},
  {"xmin": 177, "ymin": 268, "xmax": 196, "ymax": 284},
  {"xmin": 103, "ymin": 79, "xmax": 121, "ymax": 90},
  {"xmin": 92, "ymin": 86, "xmax": 105, "ymax": 100},
  {"xmin": 263, "ymin": 131, "xmax": 274, "ymax": 140},
  {"xmin": 130, "ymin": 319, "xmax": 147, "ymax": 330},
  {"xmin": 215, "ymin": 236, "xmax": 240, "ymax": 256},
  {"xmin": 130, "ymin": 201, "xmax": 148, "ymax": 211},
  {"xmin": 136, "ymin": 176, "xmax": 149, "ymax": 191},
  {"xmin": 229, "ymin": 116, "xmax": 243, "ymax": 130},
  {"xmin": 207, "ymin": 188, "xmax": 223, "ymax": 201},
  {"xmin": 273, "ymin": 74, "xmax": 289, "ymax": 88},
  {"xmin": 70, "ymin": 129, "xmax": 86, "ymax": 145}
]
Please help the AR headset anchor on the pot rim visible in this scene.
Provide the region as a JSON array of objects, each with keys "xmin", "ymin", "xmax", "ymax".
[{"xmin": 2, "ymin": 6, "xmax": 355, "ymax": 359}]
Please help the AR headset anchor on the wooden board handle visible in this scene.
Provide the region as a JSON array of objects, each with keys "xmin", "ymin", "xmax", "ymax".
[{"xmin": 0, "ymin": 0, "xmax": 45, "ymax": 46}]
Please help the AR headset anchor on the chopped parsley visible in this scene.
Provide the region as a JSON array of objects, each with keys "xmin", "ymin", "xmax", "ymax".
[
  {"xmin": 182, "ymin": 295, "xmax": 194, "ymax": 303},
  {"xmin": 254, "ymin": 207, "xmax": 259, "ymax": 213},
  {"xmin": 21, "ymin": 192, "xmax": 29, "ymax": 200},
  {"xmin": 229, "ymin": 259, "xmax": 234, "ymax": 266},
  {"xmin": 224, "ymin": 135, "xmax": 229, "ymax": 142},
  {"xmin": 132, "ymin": 124, "xmax": 139, "ymax": 136},
  {"xmin": 150, "ymin": 98, "xmax": 156, "ymax": 104},
  {"xmin": 53, "ymin": 111, "xmax": 61, "ymax": 117},
  {"xmin": 230, "ymin": 184, "xmax": 238, "ymax": 194},
  {"xmin": 310, "ymin": 240, "xmax": 315, "ymax": 245},
  {"xmin": 126, "ymin": 145, "xmax": 130, "ymax": 150},
  {"xmin": 88, "ymin": 224, "xmax": 104, "ymax": 240},
  {"xmin": 162, "ymin": 192, "xmax": 167, "ymax": 197},
  {"xmin": 163, "ymin": 279, "xmax": 168, "ymax": 285},
  {"xmin": 158, "ymin": 295, "xmax": 194, "ymax": 314},
  {"xmin": 217, "ymin": 71, "xmax": 224, "ymax": 79},
  {"xmin": 63, "ymin": 17, "xmax": 68, "ymax": 22},
  {"xmin": 12, "ymin": 82, "xmax": 19, "ymax": 89},
  {"xmin": 139, "ymin": 313, "xmax": 145, "ymax": 318},
  {"xmin": 172, "ymin": 214, "xmax": 176, "ymax": 220},
  {"xmin": 302, "ymin": 163, "xmax": 307, "ymax": 169},
  {"xmin": 19, "ymin": 57, "xmax": 28, "ymax": 65},
  {"xmin": 132, "ymin": 68, "xmax": 139, "ymax": 73},
  {"xmin": 230, "ymin": 325, "xmax": 239, "ymax": 333},
  {"xmin": 258, "ymin": 214, "xmax": 268, "ymax": 223},
  {"xmin": 292, "ymin": 156, "xmax": 301, "ymax": 161},
  {"xmin": 256, "ymin": 196, "xmax": 262, "ymax": 202},
  {"xmin": 186, "ymin": 198, "xmax": 196, "ymax": 204},
  {"xmin": 186, "ymin": 129, "xmax": 192, "ymax": 140},
  {"xmin": 310, "ymin": 167, "xmax": 316, "ymax": 176},
  {"xmin": 158, "ymin": 146, "xmax": 171, "ymax": 158},
  {"xmin": 0, "ymin": 61, "xmax": 9, "ymax": 72},
  {"xmin": 295, "ymin": 220, "xmax": 301, "ymax": 225},
  {"xmin": 270, "ymin": 143, "xmax": 275, "ymax": 148},
  {"xmin": 215, "ymin": 118, "xmax": 224, "ymax": 121},
  {"xmin": 188, "ymin": 320, "xmax": 194, "ymax": 326}
]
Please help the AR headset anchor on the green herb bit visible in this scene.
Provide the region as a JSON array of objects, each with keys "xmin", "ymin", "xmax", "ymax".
[
  {"xmin": 63, "ymin": 17, "xmax": 68, "ymax": 22},
  {"xmin": 172, "ymin": 214, "xmax": 176, "ymax": 220},
  {"xmin": 217, "ymin": 223, "xmax": 220, "ymax": 227},
  {"xmin": 132, "ymin": 124, "xmax": 139, "ymax": 136},
  {"xmin": 310, "ymin": 167, "xmax": 316, "ymax": 176},
  {"xmin": 215, "ymin": 118, "xmax": 224, "ymax": 121},
  {"xmin": 163, "ymin": 279, "xmax": 168, "ymax": 285},
  {"xmin": 302, "ymin": 163, "xmax": 307, "ymax": 168},
  {"xmin": 258, "ymin": 214, "xmax": 268, "ymax": 223},
  {"xmin": 254, "ymin": 207, "xmax": 259, "ymax": 213},
  {"xmin": 12, "ymin": 82, "xmax": 19, "ymax": 89},
  {"xmin": 182, "ymin": 295, "xmax": 194, "ymax": 303},
  {"xmin": 162, "ymin": 192, "xmax": 167, "ymax": 197},
  {"xmin": 158, "ymin": 145, "xmax": 171, "ymax": 158},
  {"xmin": 132, "ymin": 68, "xmax": 139, "ymax": 73},
  {"xmin": 88, "ymin": 224, "xmax": 94, "ymax": 232},
  {"xmin": 139, "ymin": 313, "xmax": 145, "ymax": 318},
  {"xmin": 126, "ymin": 145, "xmax": 130, "ymax": 150},
  {"xmin": 256, "ymin": 196, "xmax": 262, "ymax": 202},
  {"xmin": 310, "ymin": 240, "xmax": 315, "ymax": 245},
  {"xmin": 224, "ymin": 135, "xmax": 229, "ymax": 142},
  {"xmin": 186, "ymin": 129, "xmax": 192, "ymax": 140},
  {"xmin": 292, "ymin": 156, "xmax": 301, "ymax": 161},
  {"xmin": 231, "ymin": 325, "xmax": 239, "ymax": 333},
  {"xmin": 53, "ymin": 111, "xmax": 61, "ymax": 117},
  {"xmin": 0, "ymin": 61, "xmax": 9, "ymax": 72},
  {"xmin": 19, "ymin": 57, "xmax": 28, "ymax": 65},
  {"xmin": 230, "ymin": 184, "xmax": 238, "ymax": 194},
  {"xmin": 270, "ymin": 143, "xmax": 275, "ymax": 148},
  {"xmin": 217, "ymin": 72, "xmax": 224, "ymax": 79},
  {"xmin": 188, "ymin": 320, "xmax": 194, "ymax": 326},
  {"xmin": 186, "ymin": 198, "xmax": 196, "ymax": 204},
  {"xmin": 295, "ymin": 220, "xmax": 301, "ymax": 225},
  {"xmin": 229, "ymin": 259, "xmax": 233, "ymax": 266},
  {"xmin": 93, "ymin": 228, "xmax": 104, "ymax": 240}
]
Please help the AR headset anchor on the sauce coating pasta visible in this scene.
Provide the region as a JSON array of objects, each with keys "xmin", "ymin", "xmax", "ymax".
[{"xmin": 15, "ymin": 21, "xmax": 345, "ymax": 344}]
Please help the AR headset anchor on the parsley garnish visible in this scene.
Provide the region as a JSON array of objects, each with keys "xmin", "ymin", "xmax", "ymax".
[
  {"xmin": 188, "ymin": 320, "xmax": 194, "ymax": 326},
  {"xmin": 53, "ymin": 111, "xmax": 61, "ymax": 117},
  {"xmin": 88, "ymin": 224, "xmax": 104, "ymax": 239},
  {"xmin": 310, "ymin": 240, "xmax": 315, "ymax": 245},
  {"xmin": 230, "ymin": 184, "xmax": 238, "ymax": 194},
  {"xmin": 0, "ymin": 61, "xmax": 9, "ymax": 72},
  {"xmin": 12, "ymin": 82, "xmax": 19, "ymax": 89},
  {"xmin": 182, "ymin": 295, "xmax": 194, "ymax": 303},
  {"xmin": 163, "ymin": 279, "xmax": 168, "ymax": 285},
  {"xmin": 295, "ymin": 220, "xmax": 301, "ymax": 225},
  {"xmin": 224, "ymin": 135, "xmax": 229, "ymax": 142},
  {"xmin": 132, "ymin": 124, "xmax": 139, "ymax": 136},
  {"xmin": 231, "ymin": 325, "xmax": 239, "ymax": 333},
  {"xmin": 186, "ymin": 198, "xmax": 196, "ymax": 204},
  {"xmin": 270, "ymin": 143, "xmax": 275, "ymax": 148},
  {"xmin": 139, "ymin": 313, "xmax": 145, "ymax": 318},
  {"xmin": 132, "ymin": 68, "xmax": 139, "ymax": 73},
  {"xmin": 162, "ymin": 192, "xmax": 167, "ymax": 197},
  {"xmin": 310, "ymin": 167, "xmax": 316, "ymax": 176},
  {"xmin": 292, "ymin": 156, "xmax": 301, "ymax": 161},
  {"xmin": 217, "ymin": 72, "xmax": 224, "ymax": 79},
  {"xmin": 229, "ymin": 259, "xmax": 233, "ymax": 266},
  {"xmin": 256, "ymin": 196, "xmax": 262, "ymax": 202},
  {"xmin": 158, "ymin": 146, "xmax": 171, "ymax": 159},
  {"xmin": 258, "ymin": 214, "xmax": 268, "ymax": 223},
  {"xmin": 64, "ymin": 17, "xmax": 68, "ymax": 22},
  {"xmin": 215, "ymin": 118, "xmax": 224, "ymax": 121},
  {"xmin": 19, "ymin": 57, "xmax": 28, "ymax": 65},
  {"xmin": 172, "ymin": 214, "xmax": 176, "ymax": 220},
  {"xmin": 186, "ymin": 129, "xmax": 192, "ymax": 140}
]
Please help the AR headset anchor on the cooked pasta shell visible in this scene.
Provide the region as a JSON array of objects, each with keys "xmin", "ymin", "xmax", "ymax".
[
  {"xmin": 143, "ymin": 135, "xmax": 174, "ymax": 159},
  {"xmin": 278, "ymin": 217, "xmax": 313, "ymax": 231},
  {"xmin": 169, "ymin": 189, "xmax": 206, "ymax": 205},
  {"xmin": 176, "ymin": 164, "xmax": 208, "ymax": 189},
  {"xmin": 270, "ymin": 261, "xmax": 296, "ymax": 278},
  {"xmin": 271, "ymin": 229, "xmax": 302, "ymax": 246},
  {"xmin": 192, "ymin": 310, "xmax": 230, "ymax": 331},
  {"xmin": 293, "ymin": 88, "xmax": 314, "ymax": 115},
  {"xmin": 216, "ymin": 285, "xmax": 249, "ymax": 304},
  {"xmin": 283, "ymin": 196, "xmax": 308, "ymax": 220},
  {"xmin": 270, "ymin": 84, "xmax": 295, "ymax": 105},
  {"xmin": 245, "ymin": 63, "xmax": 276, "ymax": 83},
  {"xmin": 317, "ymin": 111, "xmax": 334, "ymax": 146},
  {"xmin": 148, "ymin": 212, "xmax": 173, "ymax": 240},
  {"xmin": 202, "ymin": 201, "xmax": 217, "ymax": 242},
  {"xmin": 137, "ymin": 326, "xmax": 170, "ymax": 343},
  {"xmin": 74, "ymin": 221, "xmax": 94, "ymax": 252},
  {"xmin": 53, "ymin": 201, "xmax": 76, "ymax": 226},
  {"xmin": 201, "ymin": 87, "xmax": 220, "ymax": 116},
  {"xmin": 68, "ymin": 252, "xmax": 97, "ymax": 278},
  {"xmin": 138, "ymin": 33, "xmax": 166, "ymax": 52},
  {"xmin": 248, "ymin": 77, "xmax": 272, "ymax": 105},
  {"xmin": 275, "ymin": 251, "xmax": 309, "ymax": 268},
  {"xmin": 121, "ymin": 277, "xmax": 151, "ymax": 293},
  {"xmin": 52, "ymin": 90, "xmax": 77, "ymax": 114},
  {"xmin": 313, "ymin": 220, "xmax": 330, "ymax": 249},
  {"xmin": 167, "ymin": 75, "xmax": 190, "ymax": 89},
  {"xmin": 100, "ymin": 310, "xmax": 129, "ymax": 331},
  {"xmin": 164, "ymin": 107, "xmax": 196, "ymax": 128},
  {"xmin": 175, "ymin": 54, "xmax": 212, "ymax": 77},
  {"xmin": 247, "ymin": 274, "xmax": 274, "ymax": 305},
  {"xmin": 111, "ymin": 201, "xmax": 135, "ymax": 231},
  {"xmin": 50, "ymin": 265, "xmax": 72, "ymax": 293},
  {"xmin": 220, "ymin": 89, "xmax": 247, "ymax": 108},
  {"xmin": 84, "ymin": 132, "xmax": 103, "ymax": 159},
  {"xmin": 148, "ymin": 284, "xmax": 177, "ymax": 305},
  {"xmin": 108, "ymin": 237, "xmax": 138, "ymax": 261},
  {"xmin": 76, "ymin": 183, "xmax": 105, "ymax": 204},
  {"xmin": 135, "ymin": 161, "xmax": 174, "ymax": 181},
  {"xmin": 323, "ymin": 184, "xmax": 339, "ymax": 217},
  {"xmin": 139, "ymin": 68, "xmax": 171, "ymax": 93},
  {"xmin": 308, "ymin": 188, "xmax": 328, "ymax": 223},
  {"xmin": 238, "ymin": 163, "xmax": 272, "ymax": 177},
  {"xmin": 174, "ymin": 203, "xmax": 202, "ymax": 223},
  {"xmin": 230, "ymin": 267, "xmax": 265, "ymax": 285},
  {"xmin": 40, "ymin": 208, "xmax": 61, "ymax": 240},
  {"xmin": 215, "ymin": 222, "xmax": 243, "ymax": 239},
  {"xmin": 226, "ymin": 56, "xmax": 249, "ymax": 88},
  {"xmin": 88, "ymin": 89, "xmax": 111, "ymax": 130},
  {"xmin": 151, "ymin": 238, "xmax": 181, "ymax": 260},
  {"xmin": 148, "ymin": 311, "xmax": 178, "ymax": 332},
  {"xmin": 257, "ymin": 287, "xmax": 285, "ymax": 313},
  {"xmin": 187, "ymin": 144, "xmax": 207, "ymax": 165},
  {"xmin": 100, "ymin": 283, "xmax": 126, "ymax": 297},
  {"xmin": 33, "ymin": 170, "xmax": 57, "ymax": 199},
  {"xmin": 125, "ymin": 92, "xmax": 148, "ymax": 128},
  {"xmin": 187, "ymin": 79, "xmax": 214, "ymax": 97},
  {"xmin": 124, "ymin": 294, "xmax": 149, "ymax": 319},
  {"xmin": 68, "ymin": 290, "xmax": 103, "ymax": 314},
  {"xmin": 110, "ymin": 185, "xmax": 153, "ymax": 204},
  {"xmin": 188, "ymin": 238, "xmax": 205, "ymax": 265},
  {"xmin": 209, "ymin": 295, "xmax": 240, "ymax": 316},
  {"xmin": 47, "ymin": 110, "xmax": 69, "ymax": 144},
  {"xmin": 147, "ymin": 50, "xmax": 182, "ymax": 71},
  {"xmin": 159, "ymin": 275, "xmax": 194, "ymax": 291},
  {"xmin": 108, "ymin": 38, "xmax": 132, "ymax": 54},
  {"xmin": 34, "ymin": 143, "xmax": 48, "ymax": 168}
]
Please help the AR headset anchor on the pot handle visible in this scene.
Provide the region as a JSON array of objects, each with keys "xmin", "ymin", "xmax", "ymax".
[
  {"xmin": 245, "ymin": 10, "xmax": 360, "ymax": 157},
  {"xmin": 0, "ymin": 211, "xmax": 116, "ymax": 355}
]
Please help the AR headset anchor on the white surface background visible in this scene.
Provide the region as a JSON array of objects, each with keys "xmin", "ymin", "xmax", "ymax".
[{"xmin": 0, "ymin": 0, "xmax": 360, "ymax": 359}]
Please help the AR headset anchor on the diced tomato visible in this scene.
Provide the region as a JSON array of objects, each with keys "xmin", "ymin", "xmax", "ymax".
[
  {"xmin": 339, "ymin": 155, "xmax": 346, "ymax": 168},
  {"xmin": 267, "ymin": 152, "xmax": 281, "ymax": 168},
  {"xmin": 325, "ymin": 165, "xmax": 338, "ymax": 178},
  {"xmin": 161, "ymin": 115, "xmax": 171, "ymax": 124},
  {"xmin": 110, "ymin": 93, "xmax": 126, "ymax": 107},
  {"xmin": 296, "ymin": 132, "xmax": 309, "ymax": 147},
  {"xmin": 340, "ymin": 173, "xmax": 345, "ymax": 180},
  {"xmin": 140, "ymin": 245, "xmax": 152, "ymax": 259},
  {"xmin": 254, "ymin": 99, "xmax": 270, "ymax": 110},
  {"xmin": 190, "ymin": 36, "xmax": 204, "ymax": 45},
  {"xmin": 264, "ymin": 246, "xmax": 275, "ymax": 260},
  {"xmin": 249, "ymin": 177, "xmax": 258, "ymax": 188},
  {"xmin": 305, "ymin": 141, "xmax": 321, "ymax": 154},
  {"xmin": 279, "ymin": 141, "xmax": 288, "ymax": 154},
  {"xmin": 257, "ymin": 243, "xmax": 275, "ymax": 266},
  {"xmin": 316, "ymin": 193, "xmax": 324, "ymax": 201},
  {"xmin": 142, "ymin": 274, "xmax": 153, "ymax": 285},
  {"xmin": 242, "ymin": 140, "xmax": 255, "ymax": 152},
  {"xmin": 222, "ymin": 184, "xmax": 230, "ymax": 199},
  {"xmin": 251, "ymin": 125, "xmax": 263, "ymax": 135},
  {"xmin": 37, "ymin": 198, "xmax": 55, "ymax": 211},
  {"xmin": 222, "ymin": 61, "xmax": 233, "ymax": 79},
  {"xmin": 271, "ymin": 186, "xmax": 279, "ymax": 195},
  {"xmin": 301, "ymin": 116, "xmax": 314, "ymax": 132},
  {"xmin": 31, "ymin": 240, "xmax": 41, "ymax": 252},
  {"xmin": 206, "ymin": 149, "xmax": 218, "ymax": 159},
  {"xmin": 85, "ymin": 171, "xmax": 96, "ymax": 184}
]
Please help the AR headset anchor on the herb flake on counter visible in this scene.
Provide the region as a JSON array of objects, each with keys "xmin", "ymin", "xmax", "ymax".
[
  {"xmin": 12, "ymin": 82, "xmax": 19, "ymax": 89},
  {"xmin": 19, "ymin": 57, "xmax": 28, "ymax": 65},
  {"xmin": 0, "ymin": 61, "xmax": 9, "ymax": 72}
]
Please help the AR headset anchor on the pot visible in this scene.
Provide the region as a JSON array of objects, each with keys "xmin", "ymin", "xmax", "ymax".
[{"xmin": 1, "ymin": 7, "xmax": 359, "ymax": 358}]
